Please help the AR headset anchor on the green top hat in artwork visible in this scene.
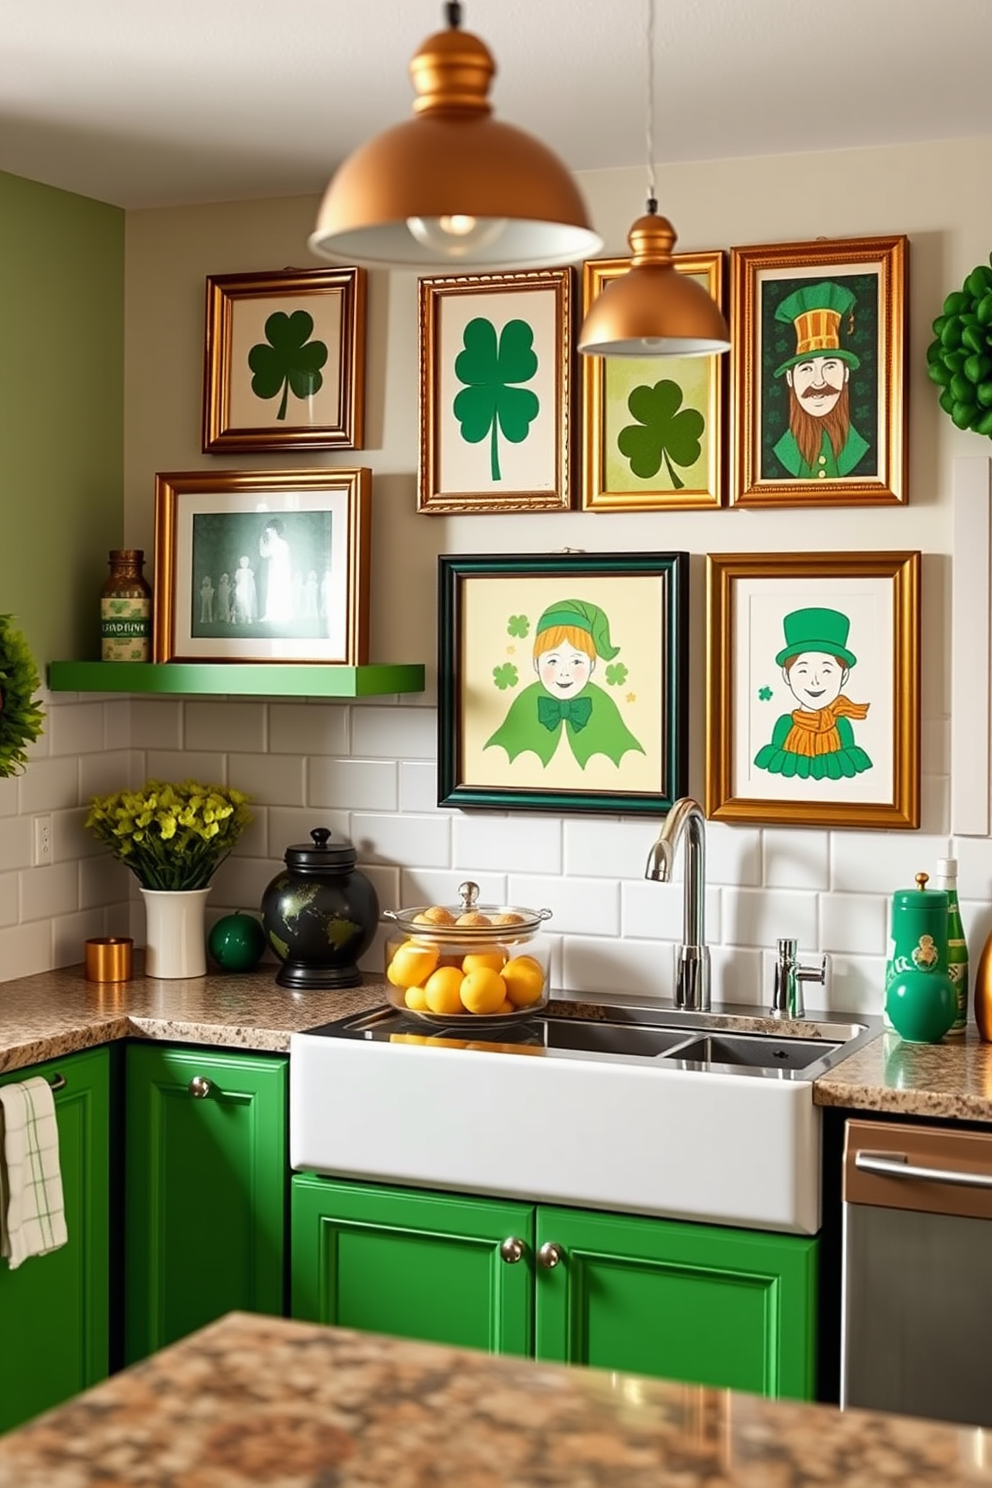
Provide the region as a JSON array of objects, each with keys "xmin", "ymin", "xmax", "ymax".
[
  {"xmin": 774, "ymin": 607, "xmax": 857, "ymax": 668},
  {"xmin": 536, "ymin": 599, "xmax": 619, "ymax": 660},
  {"xmin": 773, "ymin": 281, "xmax": 861, "ymax": 377}
]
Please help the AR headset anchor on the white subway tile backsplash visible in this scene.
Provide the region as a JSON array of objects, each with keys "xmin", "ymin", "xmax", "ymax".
[
  {"xmin": 0, "ymin": 922, "xmax": 52, "ymax": 980},
  {"xmin": 185, "ymin": 701, "xmax": 266, "ymax": 754},
  {"xmin": 268, "ymin": 807, "xmax": 350, "ymax": 854},
  {"xmin": 563, "ymin": 816, "xmax": 658, "ymax": 879},
  {"xmin": 54, "ymin": 807, "xmax": 103, "ymax": 863},
  {"xmin": 399, "ymin": 761, "xmax": 441, "ymax": 814},
  {"xmin": 763, "ymin": 829, "xmax": 829, "ymax": 891},
  {"xmin": 830, "ymin": 830, "xmax": 950, "ymax": 894},
  {"xmin": 309, "ymin": 758, "xmax": 397, "ymax": 812},
  {"xmin": 453, "ymin": 813, "xmax": 561, "ymax": 876},
  {"xmin": 0, "ymin": 817, "xmax": 33, "ymax": 872},
  {"xmin": 270, "ymin": 703, "xmax": 349, "ymax": 757},
  {"xmin": 231, "ymin": 752, "xmax": 306, "ymax": 807},
  {"xmin": 398, "ymin": 869, "xmax": 507, "ymax": 910},
  {"xmin": 712, "ymin": 945, "xmax": 764, "ymax": 1008},
  {"xmin": 195, "ymin": 855, "xmax": 275, "ymax": 917},
  {"xmin": 0, "ymin": 874, "xmax": 17, "ymax": 927},
  {"xmin": 562, "ymin": 936, "xmax": 675, "ymax": 1001},
  {"xmin": 351, "ymin": 706, "xmax": 436, "ymax": 760},
  {"xmin": 48, "ymin": 702, "xmax": 106, "ymax": 756},
  {"xmin": 508, "ymin": 874, "xmax": 618, "ymax": 937},
  {"xmin": 706, "ymin": 822, "xmax": 762, "ymax": 887},
  {"xmin": 0, "ymin": 778, "xmax": 16, "ymax": 817},
  {"xmin": 52, "ymin": 909, "xmax": 108, "ymax": 968},
  {"xmin": 79, "ymin": 749, "xmax": 138, "ymax": 802},
  {"xmin": 145, "ymin": 751, "xmax": 226, "ymax": 786},
  {"xmin": 722, "ymin": 887, "xmax": 818, "ymax": 950},
  {"xmin": 621, "ymin": 880, "xmax": 721, "ymax": 944},
  {"xmin": 131, "ymin": 699, "xmax": 183, "ymax": 750},
  {"xmin": 351, "ymin": 811, "xmax": 451, "ymax": 869},
  {"xmin": 20, "ymin": 862, "xmax": 79, "ymax": 922},
  {"xmin": 19, "ymin": 756, "xmax": 78, "ymax": 813},
  {"xmin": 820, "ymin": 892, "xmax": 888, "ymax": 956},
  {"xmin": 79, "ymin": 854, "xmax": 131, "ymax": 911},
  {"xmin": 823, "ymin": 954, "xmax": 886, "ymax": 1017}
]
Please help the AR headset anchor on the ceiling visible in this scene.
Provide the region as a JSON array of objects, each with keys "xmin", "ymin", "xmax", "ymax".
[{"xmin": 2, "ymin": 0, "xmax": 990, "ymax": 211}]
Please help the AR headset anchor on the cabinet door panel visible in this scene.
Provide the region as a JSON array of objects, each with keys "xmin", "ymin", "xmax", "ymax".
[
  {"xmin": 0, "ymin": 1046, "xmax": 110, "ymax": 1432},
  {"xmin": 125, "ymin": 1044, "xmax": 287, "ymax": 1364},
  {"xmin": 292, "ymin": 1175, "xmax": 533, "ymax": 1356},
  {"xmin": 535, "ymin": 1206, "xmax": 817, "ymax": 1399}
]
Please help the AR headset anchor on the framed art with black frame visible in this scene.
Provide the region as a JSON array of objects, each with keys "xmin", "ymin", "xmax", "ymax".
[{"xmin": 438, "ymin": 551, "xmax": 689, "ymax": 814}]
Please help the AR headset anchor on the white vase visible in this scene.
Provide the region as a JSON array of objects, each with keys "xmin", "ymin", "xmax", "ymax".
[{"xmin": 139, "ymin": 887, "xmax": 211, "ymax": 979}]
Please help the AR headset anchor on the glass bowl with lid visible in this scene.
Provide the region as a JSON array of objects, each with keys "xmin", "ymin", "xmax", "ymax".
[{"xmin": 383, "ymin": 881, "xmax": 552, "ymax": 1024}]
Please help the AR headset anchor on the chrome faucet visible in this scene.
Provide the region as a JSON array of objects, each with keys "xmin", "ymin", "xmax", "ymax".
[
  {"xmin": 645, "ymin": 797, "xmax": 710, "ymax": 1011},
  {"xmin": 770, "ymin": 938, "xmax": 827, "ymax": 1019}
]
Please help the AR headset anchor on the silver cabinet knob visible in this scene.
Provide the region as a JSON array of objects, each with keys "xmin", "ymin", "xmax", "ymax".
[
  {"xmin": 188, "ymin": 1076, "xmax": 212, "ymax": 1099},
  {"xmin": 537, "ymin": 1241, "xmax": 563, "ymax": 1269},
  {"xmin": 500, "ymin": 1236, "xmax": 526, "ymax": 1264}
]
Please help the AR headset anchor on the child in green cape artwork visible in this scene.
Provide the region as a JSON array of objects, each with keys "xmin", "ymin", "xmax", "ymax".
[
  {"xmin": 484, "ymin": 599, "xmax": 645, "ymax": 769},
  {"xmin": 754, "ymin": 607, "xmax": 872, "ymax": 780}
]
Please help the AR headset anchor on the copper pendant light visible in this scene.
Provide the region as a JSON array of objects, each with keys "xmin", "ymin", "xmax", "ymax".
[
  {"xmin": 309, "ymin": 2, "xmax": 602, "ymax": 271},
  {"xmin": 577, "ymin": 0, "xmax": 730, "ymax": 358}
]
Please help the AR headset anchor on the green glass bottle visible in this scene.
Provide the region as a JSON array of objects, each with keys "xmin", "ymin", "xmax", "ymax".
[{"xmin": 935, "ymin": 857, "xmax": 969, "ymax": 1034}]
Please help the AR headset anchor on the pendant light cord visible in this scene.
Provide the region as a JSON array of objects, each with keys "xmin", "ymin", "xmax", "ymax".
[
  {"xmin": 446, "ymin": 1, "xmax": 462, "ymax": 27},
  {"xmin": 645, "ymin": 0, "xmax": 657, "ymax": 214}
]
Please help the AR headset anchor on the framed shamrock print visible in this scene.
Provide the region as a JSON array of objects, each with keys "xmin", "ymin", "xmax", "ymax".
[
  {"xmin": 729, "ymin": 235, "xmax": 907, "ymax": 507},
  {"xmin": 581, "ymin": 251, "xmax": 725, "ymax": 511},
  {"xmin": 705, "ymin": 550, "xmax": 920, "ymax": 829},
  {"xmin": 202, "ymin": 267, "xmax": 366, "ymax": 453},
  {"xmin": 418, "ymin": 269, "xmax": 575, "ymax": 514},
  {"xmin": 438, "ymin": 551, "xmax": 689, "ymax": 814}
]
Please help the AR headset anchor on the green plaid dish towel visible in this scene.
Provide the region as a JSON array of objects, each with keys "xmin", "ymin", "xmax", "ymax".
[{"xmin": 0, "ymin": 1077, "xmax": 68, "ymax": 1269}]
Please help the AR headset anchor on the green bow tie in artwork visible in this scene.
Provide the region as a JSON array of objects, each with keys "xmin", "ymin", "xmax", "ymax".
[{"xmin": 537, "ymin": 694, "xmax": 594, "ymax": 732}]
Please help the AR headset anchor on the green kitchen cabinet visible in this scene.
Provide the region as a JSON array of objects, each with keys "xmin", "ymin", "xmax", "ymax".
[
  {"xmin": 124, "ymin": 1043, "xmax": 287, "ymax": 1364},
  {"xmin": 0, "ymin": 1046, "xmax": 111, "ymax": 1433},
  {"xmin": 291, "ymin": 1174, "xmax": 533, "ymax": 1356},
  {"xmin": 291, "ymin": 1175, "xmax": 817, "ymax": 1400}
]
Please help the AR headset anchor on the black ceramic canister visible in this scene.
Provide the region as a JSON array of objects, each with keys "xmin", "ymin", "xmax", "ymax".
[{"xmin": 260, "ymin": 828, "xmax": 379, "ymax": 990}]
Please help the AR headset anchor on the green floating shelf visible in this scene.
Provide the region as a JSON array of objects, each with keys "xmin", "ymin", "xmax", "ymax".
[{"xmin": 47, "ymin": 660, "xmax": 426, "ymax": 699}]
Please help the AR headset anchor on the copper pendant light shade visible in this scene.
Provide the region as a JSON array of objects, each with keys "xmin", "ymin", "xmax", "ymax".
[
  {"xmin": 309, "ymin": 3, "xmax": 602, "ymax": 271},
  {"xmin": 577, "ymin": 203, "xmax": 731, "ymax": 357}
]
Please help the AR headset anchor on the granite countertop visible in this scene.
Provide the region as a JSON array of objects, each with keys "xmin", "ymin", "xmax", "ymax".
[
  {"xmin": 2, "ymin": 963, "xmax": 992, "ymax": 1121},
  {"xmin": 0, "ymin": 1310, "xmax": 989, "ymax": 1487}
]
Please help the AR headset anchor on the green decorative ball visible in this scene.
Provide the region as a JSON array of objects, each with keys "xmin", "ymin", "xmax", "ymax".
[
  {"xmin": 208, "ymin": 911, "xmax": 267, "ymax": 972},
  {"xmin": 927, "ymin": 259, "xmax": 992, "ymax": 437},
  {"xmin": 885, "ymin": 970, "xmax": 956, "ymax": 1044}
]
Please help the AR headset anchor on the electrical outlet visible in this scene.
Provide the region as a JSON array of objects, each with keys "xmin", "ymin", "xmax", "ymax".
[{"xmin": 33, "ymin": 814, "xmax": 53, "ymax": 866}]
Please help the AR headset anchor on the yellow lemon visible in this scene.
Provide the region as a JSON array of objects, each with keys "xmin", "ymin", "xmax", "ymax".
[
  {"xmin": 387, "ymin": 939, "xmax": 439, "ymax": 989},
  {"xmin": 414, "ymin": 905, "xmax": 456, "ymax": 927},
  {"xmin": 404, "ymin": 984, "xmax": 429, "ymax": 1011},
  {"xmin": 456, "ymin": 910, "xmax": 492, "ymax": 927},
  {"xmin": 460, "ymin": 966, "xmax": 507, "ymax": 1015},
  {"xmin": 491, "ymin": 912, "xmax": 525, "ymax": 926},
  {"xmin": 462, "ymin": 948, "xmax": 507, "ymax": 976},
  {"xmin": 424, "ymin": 964, "xmax": 465, "ymax": 1015},
  {"xmin": 501, "ymin": 955, "xmax": 546, "ymax": 1007},
  {"xmin": 496, "ymin": 998, "xmax": 515, "ymax": 1015}
]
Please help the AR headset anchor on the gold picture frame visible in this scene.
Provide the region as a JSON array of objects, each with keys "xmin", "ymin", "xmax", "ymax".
[
  {"xmin": 153, "ymin": 468, "xmax": 371, "ymax": 665},
  {"xmin": 202, "ymin": 267, "xmax": 366, "ymax": 453},
  {"xmin": 581, "ymin": 251, "xmax": 725, "ymax": 511},
  {"xmin": 729, "ymin": 235, "xmax": 907, "ymax": 507},
  {"xmin": 418, "ymin": 268, "xmax": 575, "ymax": 514},
  {"xmin": 705, "ymin": 550, "xmax": 920, "ymax": 829}
]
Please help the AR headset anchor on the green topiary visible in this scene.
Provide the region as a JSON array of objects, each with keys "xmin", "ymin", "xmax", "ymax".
[
  {"xmin": 927, "ymin": 259, "xmax": 992, "ymax": 437},
  {"xmin": 0, "ymin": 617, "xmax": 44, "ymax": 777}
]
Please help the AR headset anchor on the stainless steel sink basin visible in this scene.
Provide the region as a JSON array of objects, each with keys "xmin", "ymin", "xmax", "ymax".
[{"xmin": 667, "ymin": 1032, "xmax": 837, "ymax": 1073}]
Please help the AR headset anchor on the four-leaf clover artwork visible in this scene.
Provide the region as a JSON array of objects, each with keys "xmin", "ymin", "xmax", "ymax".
[
  {"xmin": 248, "ymin": 311, "xmax": 328, "ymax": 422},
  {"xmin": 453, "ymin": 317, "xmax": 540, "ymax": 481},
  {"xmin": 617, "ymin": 380, "xmax": 706, "ymax": 490}
]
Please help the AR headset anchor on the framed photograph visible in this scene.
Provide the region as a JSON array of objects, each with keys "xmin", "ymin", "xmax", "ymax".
[
  {"xmin": 153, "ymin": 468, "xmax": 371, "ymax": 665},
  {"xmin": 729, "ymin": 235, "xmax": 907, "ymax": 507},
  {"xmin": 202, "ymin": 267, "xmax": 366, "ymax": 453},
  {"xmin": 581, "ymin": 251, "xmax": 725, "ymax": 511},
  {"xmin": 705, "ymin": 550, "xmax": 920, "ymax": 829},
  {"xmin": 418, "ymin": 268, "xmax": 575, "ymax": 514},
  {"xmin": 438, "ymin": 551, "xmax": 689, "ymax": 814}
]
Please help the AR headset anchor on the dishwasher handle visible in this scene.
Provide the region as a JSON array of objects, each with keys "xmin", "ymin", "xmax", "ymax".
[{"xmin": 855, "ymin": 1151, "xmax": 992, "ymax": 1191}]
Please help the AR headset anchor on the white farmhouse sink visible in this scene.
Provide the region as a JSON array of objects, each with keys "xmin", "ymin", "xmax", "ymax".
[{"xmin": 290, "ymin": 999, "xmax": 877, "ymax": 1238}]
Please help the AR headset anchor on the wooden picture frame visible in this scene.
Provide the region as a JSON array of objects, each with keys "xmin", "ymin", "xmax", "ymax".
[
  {"xmin": 153, "ymin": 468, "xmax": 371, "ymax": 665},
  {"xmin": 202, "ymin": 267, "xmax": 366, "ymax": 453},
  {"xmin": 438, "ymin": 551, "xmax": 689, "ymax": 814},
  {"xmin": 418, "ymin": 268, "xmax": 575, "ymax": 514},
  {"xmin": 729, "ymin": 235, "xmax": 907, "ymax": 507},
  {"xmin": 581, "ymin": 251, "xmax": 725, "ymax": 510},
  {"xmin": 705, "ymin": 550, "xmax": 920, "ymax": 829}
]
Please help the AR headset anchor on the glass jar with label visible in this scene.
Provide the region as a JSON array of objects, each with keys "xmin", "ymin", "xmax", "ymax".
[{"xmin": 101, "ymin": 549, "xmax": 151, "ymax": 662}]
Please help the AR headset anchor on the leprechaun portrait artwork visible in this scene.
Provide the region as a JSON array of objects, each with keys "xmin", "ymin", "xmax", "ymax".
[
  {"xmin": 754, "ymin": 607, "xmax": 873, "ymax": 780},
  {"xmin": 484, "ymin": 599, "xmax": 645, "ymax": 769}
]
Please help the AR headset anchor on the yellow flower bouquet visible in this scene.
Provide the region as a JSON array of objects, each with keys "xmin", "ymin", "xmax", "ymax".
[{"xmin": 85, "ymin": 779, "xmax": 252, "ymax": 891}]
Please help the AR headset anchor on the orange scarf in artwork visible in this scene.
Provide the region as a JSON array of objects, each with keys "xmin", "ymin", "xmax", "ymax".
[{"xmin": 783, "ymin": 696, "xmax": 870, "ymax": 757}]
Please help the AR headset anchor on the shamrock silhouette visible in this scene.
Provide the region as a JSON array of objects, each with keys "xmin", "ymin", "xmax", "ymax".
[
  {"xmin": 507, "ymin": 614, "xmax": 530, "ymax": 638},
  {"xmin": 493, "ymin": 663, "xmax": 519, "ymax": 691},
  {"xmin": 617, "ymin": 380, "xmax": 705, "ymax": 489},
  {"xmin": 453, "ymin": 318, "xmax": 539, "ymax": 481},
  {"xmin": 605, "ymin": 662, "xmax": 629, "ymax": 688},
  {"xmin": 248, "ymin": 311, "xmax": 328, "ymax": 421}
]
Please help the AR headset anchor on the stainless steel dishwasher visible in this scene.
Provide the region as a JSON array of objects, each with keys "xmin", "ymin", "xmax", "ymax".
[{"xmin": 842, "ymin": 1117, "xmax": 992, "ymax": 1426}]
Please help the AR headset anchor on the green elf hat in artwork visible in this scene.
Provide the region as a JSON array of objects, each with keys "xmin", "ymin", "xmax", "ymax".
[
  {"xmin": 775, "ymin": 607, "xmax": 857, "ymax": 669},
  {"xmin": 536, "ymin": 599, "xmax": 620, "ymax": 660},
  {"xmin": 773, "ymin": 281, "xmax": 861, "ymax": 377}
]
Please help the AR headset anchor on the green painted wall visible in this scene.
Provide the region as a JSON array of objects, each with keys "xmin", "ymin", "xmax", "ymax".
[{"xmin": 0, "ymin": 171, "xmax": 124, "ymax": 663}]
